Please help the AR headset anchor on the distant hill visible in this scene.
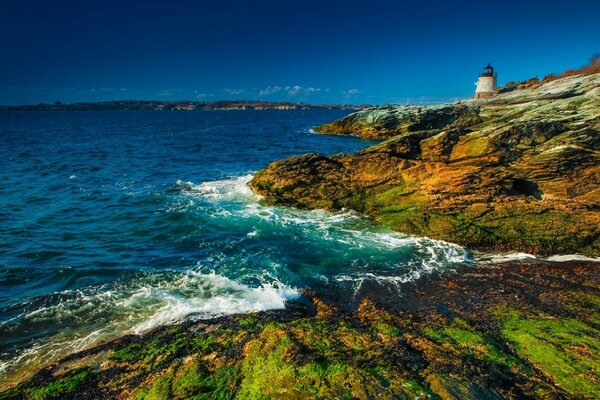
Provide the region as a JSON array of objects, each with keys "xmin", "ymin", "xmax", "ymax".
[{"xmin": 0, "ymin": 100, "xmax": 368, "ymax": 111}]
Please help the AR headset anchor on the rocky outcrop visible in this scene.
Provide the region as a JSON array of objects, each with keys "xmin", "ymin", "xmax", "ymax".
[
  {"xmin": 250, "ymin": 73, "xmax": 600, "ymax": 256},
  {"xmin": 316, "ymin": 103, "xmax": 483, "ymax": 139}
]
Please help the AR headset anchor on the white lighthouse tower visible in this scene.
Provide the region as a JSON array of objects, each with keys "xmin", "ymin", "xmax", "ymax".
[{"xmin": 474, "ymin": 63, "xmax": 498, "ymax": 99}]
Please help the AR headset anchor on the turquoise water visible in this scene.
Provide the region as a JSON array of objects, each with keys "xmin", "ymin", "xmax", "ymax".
[{"xmin": 0, "ymin": 110, "xmax": 470, "ymax": 383}]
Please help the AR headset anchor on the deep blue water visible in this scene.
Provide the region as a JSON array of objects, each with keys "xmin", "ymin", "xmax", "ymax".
[{"xmin": 0, "ymin": 110, "xmax": 470, "ymax": 383}]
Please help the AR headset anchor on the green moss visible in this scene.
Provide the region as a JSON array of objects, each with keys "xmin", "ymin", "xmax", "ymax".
[
  {"xmin": 498, "ymin": 308, "xmax": 600, "ymax": 398},
  {"xmin": 560, "ymin": 291, "xmax": 600, "ymax": 325},
  {"xmin": 135, "ymin": 370, "xmax": 174, "ymax": 400},
  {"xmin": 171, "ymin": 365, "xmax": 201, "ymax": 399},
  {"xmin": 373, "ymin": 199, "xmax": 600, "ymax": 256},
  {"xmin": 238, "ymin": 325, "xmax": 298, "ymax": 398},
  {"xmin": 109, "ymin": 342, "xmax": 144, "ymax": 363},
  {"xmin": 170, "ymin": 363, "xmax": 240, "ymax": 400},
  {"xmin": 425, "ymin": 317, "xmax": 523, "ymax": 370},
  {"xmin": 237, "ymin": 314, "xmax": 257, "ymax": 329},
  {"xmin": 291, "ymin": 319, "xmax": 339, "ymax": 357},
  {"xmin": 374, "ymin": 322, "xmax": 401, "ymax": 339},
  {"xmin": 191, "ymin": 334, "xmax": 215, "ymax": 354},
  {"xmin": 26, "ymin": 368, "xmax": 90, "ymax": 400},
  {"xmin": 370, "ymin": 186, "xmax": 415, "ymax": 206},
  {"xmin": 236, "ymin": 320, "xmax": 423, "ymax": 398},
  {"xmin": 0, "ymin": 390, "xmax": 17, "ymax": 400},
  {"xmin": 335, "ymin": 323, "xmax": 372, "ymax": 352},
  {"xmin": 110, "ymin": 326, "xmax": 187, "ymax": 368},
  {"xmin": 293, "ymin": 362, "xmax": 427, "ymax": 399},
  {"xmin": 215, "ymin": 328, "xmax": 239, "ymax": 350},
  {"xmin": 135, "ymin": 362, "xmax": 241, "ymax": 400}
]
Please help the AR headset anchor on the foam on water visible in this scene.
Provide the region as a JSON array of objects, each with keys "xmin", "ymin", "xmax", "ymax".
[
  {"xmin": 178, "ymin": 174, "xmax": 472, "ymax": 292},
  {"xmin": 477, "ymin": 252, "xmax": 600, "ymax": 264},
  {"xmin": 0, "ymin": 269, "xmax": 298, "ymax": 385},
  {"xmin": 176, "ymin": 174, "xmax": 259, "ymax": 202},
  {"xmin": 545, "ymin": 254, "xmax": 600, "ymax": 262}
]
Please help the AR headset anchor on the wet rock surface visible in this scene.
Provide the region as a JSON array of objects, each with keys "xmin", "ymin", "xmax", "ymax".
[
  {"xmin": 250, "ymin": 73, "xmax": 600, "ymax": 256},
  {"xmin": 2, "ymin": 260, "xmax": 599, "ymax": 399}
]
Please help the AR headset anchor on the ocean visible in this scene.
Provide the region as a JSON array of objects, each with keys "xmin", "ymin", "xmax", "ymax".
[{"xmin": 0, "ymin": 110, "xmax": 471, "ymax": 384}]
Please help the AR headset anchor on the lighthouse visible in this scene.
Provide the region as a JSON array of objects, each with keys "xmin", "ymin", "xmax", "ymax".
[{"xmin": 474, "ymin": 63, "xmax": 498, "ymax": 99}]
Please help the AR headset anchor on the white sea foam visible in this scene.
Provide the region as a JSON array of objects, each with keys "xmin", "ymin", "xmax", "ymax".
[
  {"xmin": 179, "ymin": 174, "xmax": 259, "ymax": 202},
  {"xmin": 176, "ymin": 174, "xmax": 472, "ymax": 290},
  {"xmin": 545, "ymin": 254, "xmax": 600, "ymax": 262},
  {"xmin": 0, "ymin": 270, "xmax": 298, "ymax": 386},
  {"xmin": 477, "ymin": 252, "xmax": 538, "ymax": 263},
  {"xmin": 331, "ymin": 237, "xmax": 469, "ymax": 295},
  {"xmin": 129, "ymin": 271, "xmax": 299, "ymax": 333},
  {"xmin": 477, "ymin": 252, "xmax": 600, "ymax": 264}
]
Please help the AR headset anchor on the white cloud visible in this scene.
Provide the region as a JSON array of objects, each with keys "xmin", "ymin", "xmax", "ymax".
[
  {"xmin": 260, "ymin": 85, "xmax": 324, "ymax": 97},
  {"xmin": 225, "ymin": 88, "xmax": 245, "ymax": 95},
  {"xmin": 284, "ymin": 85, "xmax": 303, "ymax": 95},
  {"xmin": 194, "ymin": 90, "xmax": 214, "ymax": 99},
  {"xmin": 157, "ymin": 90, "xmax": 173, "ymax": 97},
  {"xmin": 343, "ymin": 89, "xmax": 360, "ymax": 97},
  {"xmin": 259, "ymin": 86, "xmax": 282, "ymax": 96}
]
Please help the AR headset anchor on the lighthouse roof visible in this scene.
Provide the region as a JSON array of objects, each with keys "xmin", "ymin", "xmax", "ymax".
[{"xmin": 479, "ymin": 63, "xmax": 496, "ymax": 77}]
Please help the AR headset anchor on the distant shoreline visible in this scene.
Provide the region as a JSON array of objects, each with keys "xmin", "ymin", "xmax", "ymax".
[{"xmin": 0, "ymin": 100, "xmax": 368, "ymax": 111}]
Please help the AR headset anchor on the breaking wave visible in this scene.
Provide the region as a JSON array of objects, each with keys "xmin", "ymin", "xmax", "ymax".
[{"xmin": 0, "ymin": 269, "xmax": 298, "ymax": 385}]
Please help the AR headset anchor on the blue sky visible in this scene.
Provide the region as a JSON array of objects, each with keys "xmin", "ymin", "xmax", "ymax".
[{"xmin": 0, "ymin": 0, "xmax": 598, "ymax": 105}]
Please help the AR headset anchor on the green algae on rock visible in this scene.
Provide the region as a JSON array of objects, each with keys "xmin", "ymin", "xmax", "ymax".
[
  {"xmin": 2, "ymin": 261, "xmax": 599, "ymax": 400},
  {"xmin": 249, "ymin": 73, "xmax": 600, "ymax": 256}
]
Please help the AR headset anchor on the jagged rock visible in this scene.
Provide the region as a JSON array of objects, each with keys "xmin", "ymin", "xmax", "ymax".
[{"xmin": 250, "ymin": 73, "xmax": 600, "ymax": 256}]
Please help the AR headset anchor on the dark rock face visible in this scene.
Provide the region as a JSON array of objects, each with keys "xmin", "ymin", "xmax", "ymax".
[{"xmin": 250, "ymin": 73, "xmax": 600, "ymax": 256}]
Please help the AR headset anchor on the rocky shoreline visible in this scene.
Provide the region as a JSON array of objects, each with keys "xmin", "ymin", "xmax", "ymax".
[
  {"xmin": 3, "ymin": 73, "xmax": 600, "ymax": 400},
  {"xmin": 1, "ymin": 259, "xmax": 599, "ymax": 399},
  {"xmin": 249, "ymin": 73, "xmax": 600, "ymax": 256}
]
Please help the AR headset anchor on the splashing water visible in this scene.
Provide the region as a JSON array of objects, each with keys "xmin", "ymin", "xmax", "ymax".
[{"xmin": 0, "ymin": 110, "xmax": 471, "ymax": 385}]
